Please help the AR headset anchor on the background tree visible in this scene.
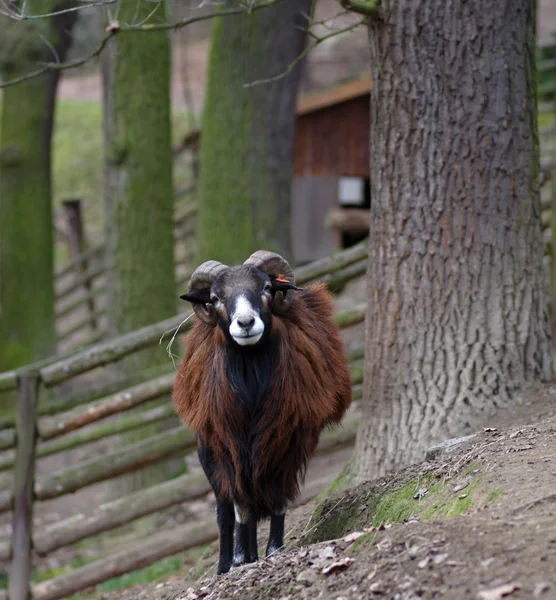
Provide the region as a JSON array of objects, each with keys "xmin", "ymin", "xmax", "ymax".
[
  {"xmin": 0, "ymin": 1, "xmax": 77, "ymax": 373},
  {"xmin": 102, "ymin": 0, "xmax": 177, "ymax": 491},
  {"xmin": 352, "ymin": 0, "xmax": 552, "ymax": 480},
  {"xmin": 196, "ymin": 0, "xmax": 313, "ymax": 265}
]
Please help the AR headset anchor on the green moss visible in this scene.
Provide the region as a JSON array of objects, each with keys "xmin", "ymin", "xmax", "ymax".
[
  {"xmin": 306, "ymin": 464, "xmax": 506, "ymax": 545},
  {"xmin": 373, "ymin": 477, "xmax": 433, "ymax": 526}
]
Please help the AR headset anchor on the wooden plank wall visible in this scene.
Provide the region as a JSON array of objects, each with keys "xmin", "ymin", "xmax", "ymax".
[{"xmin": 293, "ymin": 95, "xmax": 370, "ymax": 178}]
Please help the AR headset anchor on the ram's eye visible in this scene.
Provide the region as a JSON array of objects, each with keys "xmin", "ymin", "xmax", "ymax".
[{"xmin": 210, "ymin": 295, "xmax": 219, "ymax": 304}]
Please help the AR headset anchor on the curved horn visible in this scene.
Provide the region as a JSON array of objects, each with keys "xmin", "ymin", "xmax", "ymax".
[
  {"xmin": 187, "ymin": 260, "xmax": 228, "ymax": 325},
  {"xmin": 244, "ymin": 250, "xmax": 297, "ymax": 314},
  {"xmin": 188, "ymin": 260, "xmax": 228, "ymax": 292},
  {"xmin": 243, "ymin": 250, "xmax": 295, "ymax": 283}
]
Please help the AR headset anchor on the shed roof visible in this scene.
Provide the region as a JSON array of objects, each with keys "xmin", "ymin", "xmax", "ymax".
[
  {"xmin": 296, "ymin": 76, "xmax": 371, "ymax": 116},
  {"xmin": 181, "ymin": 76, "xmax": 372, "ymax": 150}
]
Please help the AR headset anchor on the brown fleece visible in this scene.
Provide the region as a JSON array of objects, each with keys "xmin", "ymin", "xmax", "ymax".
[{"xmin": 172, "ymin": 282, "xmax": 352, "ymax": 511}]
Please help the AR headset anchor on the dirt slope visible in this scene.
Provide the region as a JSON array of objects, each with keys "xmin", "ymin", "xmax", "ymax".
[{"xmin": 95, "ymin": 385, "xmax": 556, "ymax": 600}]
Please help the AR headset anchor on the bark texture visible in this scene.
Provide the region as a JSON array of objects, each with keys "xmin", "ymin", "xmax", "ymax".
[
  {"xmin": 102, "ymin": 0, "xmax": 178, "ymax": 491},
  {"xmin": 0, "ymin": 2, "xmax": 77, "ymax": 373},
  {"xmin": 196, "ymin": 0, "xmax": 312, "ymax": 265},
  {"xmin": 102, "ymin": 3, "xmax": 176, "ymax": 339},
  {"xmin": 355, "ymin": 0, "xmax": 552, "ymax": 480}
]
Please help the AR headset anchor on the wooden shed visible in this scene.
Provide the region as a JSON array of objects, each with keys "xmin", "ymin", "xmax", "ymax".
[{"xmin": 291, "ymin": 76, "xmax": 371, "ymax": 264}]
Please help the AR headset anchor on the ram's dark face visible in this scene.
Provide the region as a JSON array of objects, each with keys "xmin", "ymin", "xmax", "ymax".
[
  {"xmin": 180, "ymin": 251, "xmax": 300, "ymax": 346},
  {"xmin": 210, "ymin": 266, "xmax": 273, "ymax": 346}
]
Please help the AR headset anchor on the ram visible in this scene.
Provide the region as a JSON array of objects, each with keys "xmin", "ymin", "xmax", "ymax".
[{"xmin": 173, "ymin": 250, "xmax": 352, "ymax": 574}]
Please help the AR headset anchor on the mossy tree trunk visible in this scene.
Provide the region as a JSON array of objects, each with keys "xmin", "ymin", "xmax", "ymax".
[
  {"xmin": 0, "ymin": 2, "xmax": 77, "ymax": 375},
  {"xmin": 102, "ymin": 1, "xmax": 178, "ymax": 492},
  {"xmin": 196, "ymin": 0, "xmax": 312, "ymax": 265},
  {"xmin": 355, "ymin": 0, "xmax": 552, "ymax": 480}
]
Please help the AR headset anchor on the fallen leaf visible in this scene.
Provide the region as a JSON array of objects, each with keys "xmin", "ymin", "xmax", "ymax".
[
  {"xmin": 433, "ymin": 553, "xmax": 449, "ymax": 565},
  {"xmin": 321, "ymin": 556, "xmax": 355, "ymax": 574},
  {"xmin": 418, "ymin": 556, "xmax": 431, "ymax": 569},
  {"xmin": 478, "ymin": 583, "xmax": 520, "ymax": 600},
  {"xmin": 533, "ymin": 582, "xmax": 550, "ymax": 597},
  {"xmin": 484, "ymin": 427, "xmax": 498, "ymax": 432},
  {"xmin": 366, "ymin": 565, "xmax": 378, "ymax": 581},
  {"xmin": 481, "ymin": 557, "xmax": 496, "ymax": 569},
  {"xmin": 459, "ymin": 494, "xmax": 468, "ymax": 500},
  {"xmin": 343, "ymin": 531, "xmax": 366, "ymax": 543}
]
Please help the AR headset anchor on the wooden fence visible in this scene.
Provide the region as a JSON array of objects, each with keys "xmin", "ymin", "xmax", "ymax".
[
  {"xmin": 55, "ymin": 194, "xmax": 198, "ymax": 349},
  {"xmin": 0, "ymin": 243, "xmax": 369, "ymax": 600}
]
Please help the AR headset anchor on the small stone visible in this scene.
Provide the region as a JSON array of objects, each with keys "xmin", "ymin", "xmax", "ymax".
[
  {"xmin": 426, "ymin": 434, "xmax": 477, "ymax": 460},
  {"xmin": 452, "ymin": 477, "xmax": 471, "ymax": 493},
  {"xmin": 297, "ymin": 569, "xmax": 317, "ymax": 584},
  {"xmin": 413, "ymin": 486, "xmax": 429, "ymax": 500}
]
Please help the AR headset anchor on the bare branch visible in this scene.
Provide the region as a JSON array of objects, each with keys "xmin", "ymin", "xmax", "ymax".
[
  {"xmin": 338, "ymin": 0, "xmax": 382, "ymax": 17},
  {"xmin": 39, "ymin": 34, "xmax": 60, "ymax": 64},
  {"xmin": 242, "ymin": 18, "xmax": 366, "ymax": 88},
  {"xmin": 1, "ymin": 0, "xmax": 116, "ymax": 20},
  {"xmin": 0, "ymin": 0, "xmax": 285, "ymax": 88}
]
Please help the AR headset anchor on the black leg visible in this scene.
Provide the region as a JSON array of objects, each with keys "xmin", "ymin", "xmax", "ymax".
[
  {"xmin": 196, "ymin": 440, "xmax": 235, "ymax": 575},
  {"xmin": 248, "ymin": 519, "xmax": 258, "ymax": 562},
  {"xmin": 266, "ymin": 511, "xmax": 285, "ymax": 557},
  {"xmin": 232, "ymin": 522, "xmax": 250, "ymax": 567},
  {"xmin": 216, "ymin": 499, "xmax": 235, "ymax": 574},
  {"xmin": 232, "ymin": 508, "xmax": 258, "ymax": 567}
]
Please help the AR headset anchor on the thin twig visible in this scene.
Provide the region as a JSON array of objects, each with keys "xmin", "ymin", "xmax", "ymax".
[
  {"xmin": 134, "ymin": 0, "xmax": 162, "ymax": 28},
  {"xmin": 0, "ymin": 0, "xmax": 285, "ymax": 88},
  {"xmin": 0, "ymin": 0, "xmax": 116, "ymax": 20},
  {"xmin": 242, "ymin": 18, "xmax": 365, "ymax": 88},
  {"xmin": 39, "ymin": 34, "xmax": 60, "ymax": 64}
]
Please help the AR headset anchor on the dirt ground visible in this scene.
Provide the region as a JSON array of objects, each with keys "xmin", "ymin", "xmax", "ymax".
[{"xmin": 89, "ymin": 385, "xmax": 556, "ymax": 600}]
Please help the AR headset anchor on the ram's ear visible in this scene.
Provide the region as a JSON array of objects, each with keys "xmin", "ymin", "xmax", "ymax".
[
  {"xmin": 180, "ymin": 288, "xmax": 218, "ymax": 325},
  {"xmin": 179, "ymin": 288, "xmax": 211, "ymax": 305}
]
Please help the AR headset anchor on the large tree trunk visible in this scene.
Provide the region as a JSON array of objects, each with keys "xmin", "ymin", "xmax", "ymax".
[
  {"xmin": 0, "ymin": 2, "xmax": 77, "ymax": 375},
  {"xmin": 355, "ymin": 0, "xmax": 552, "ymax": 480},
  {"xmin": 196, "ymin": 0, "xmax": 312, "ymax": 265},
  {"xmin": 102, "ymin": 1, "xmax": 178, "ymax": 492}
]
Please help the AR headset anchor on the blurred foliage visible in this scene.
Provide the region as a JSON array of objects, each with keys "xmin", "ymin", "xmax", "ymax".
[{"xmin": 539, "ymin": 35, "xmax": 556, "ymax": 104}]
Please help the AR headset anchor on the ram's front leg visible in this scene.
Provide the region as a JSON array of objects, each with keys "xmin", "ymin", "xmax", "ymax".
[
  {"xmin": 232, "ymin": 505, "xmax": 258, "ymax": 567},
  {"xmin": 215, "ymin": 499, "xmax": 235, "ymax": 574},
  {"xmin": 266, "ymin": 508, "xmax": 285, "ymax": 557}
]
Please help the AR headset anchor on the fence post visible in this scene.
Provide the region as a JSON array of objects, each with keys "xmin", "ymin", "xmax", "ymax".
[
  {"xmin": 9, "ymin": 372, "xmax": 39, "ymax": 600},
  {"xmin": 62, "ymin": 199, "xmax": 97, "ymax": 333},
  {"xmin": 551, "ymin": 60, "xmax": 556, "ymax": 371}
]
